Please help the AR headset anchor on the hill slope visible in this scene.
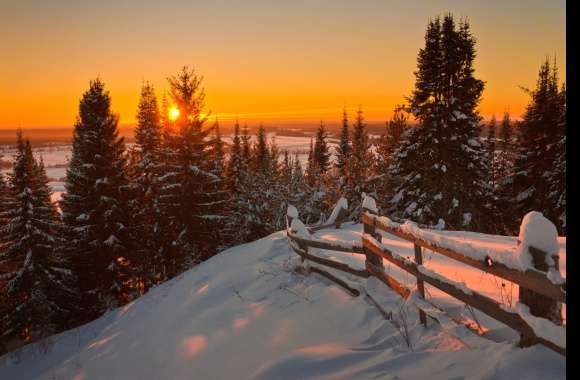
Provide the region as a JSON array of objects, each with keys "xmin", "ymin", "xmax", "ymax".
[{"xmin": 0, "ymin": 227, "xmax": 565, "ymax": 380}]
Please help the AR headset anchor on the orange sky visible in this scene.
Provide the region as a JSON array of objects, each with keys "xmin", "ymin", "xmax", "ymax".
[{"xmin": 0, "ymin": 0, "xmax": 565, "ymax": 129}]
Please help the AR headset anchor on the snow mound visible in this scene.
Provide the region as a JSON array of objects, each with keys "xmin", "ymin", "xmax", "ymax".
[
  {"xmin": 0, "ymin": 229, "xmax": 565, "ymax": 380},
  {"xmin": 290, "ymin": 218, "xmax": 310, "ymax": 237}
]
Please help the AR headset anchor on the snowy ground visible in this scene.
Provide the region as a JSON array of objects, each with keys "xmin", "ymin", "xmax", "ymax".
[{"xmin": 0, "ymin": 224, "xmax": 566, "ymax": 380}]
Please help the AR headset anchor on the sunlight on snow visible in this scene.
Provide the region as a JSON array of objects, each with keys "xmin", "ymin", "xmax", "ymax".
[{"xmin": 179, "ymin": 335, "xmax": 208, "ymax": 359}]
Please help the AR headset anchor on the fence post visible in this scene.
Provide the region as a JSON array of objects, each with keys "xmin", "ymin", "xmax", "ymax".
[
  {"xmin": 362, "ymin": 196, "xmax": 384, "ymax": 273},
  {"xmin": 414, "ymin": 244, "xmax": 427, "ymax": 327},
  {"xmin": 517, "ymin": 212, "xmax": 563, "ymax": 327}
]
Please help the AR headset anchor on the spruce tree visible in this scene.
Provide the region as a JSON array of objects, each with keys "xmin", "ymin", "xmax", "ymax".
[
  {"xmin": 222, "ymin": 122, "xmax": 249, "ymax": 245},
  {"xmin": 0, "ymin": 132, "xmax": 74, "ymax": 347},
  {"xmin": 243, "ymin": 125, "xmax": 282, "ymax": 238},
  {"xmin": 0, "ymin": 166, "xmax": 9, "ymax": 233},
  {"xmin": 509, "ymin": 59, "xmax": 566, "ymax": 233},
  {"xmin": 390, "ymin": 15, "xmax": 492, "ymax": 231},
  {"xmin": 487, "ymin": 115, "xmax": 497, "ymax": 188},
  {"xmin": 156, "ymin": 67, "xmax": 228, "ymax": 268},
  {"xmin": 252, "ymin": 125, "xmax": 270, "ymax": 173},
  {"xmin": 313, "ymin": 121, "xmax": 330, "ymax": 175},
  {"xmin": 224, "ymin": 122, "xmax": 243, "ymax": 192},
  {"xmin": 335, "ymin": 108, "xmax": 350, "ymax": 179},
  {"xmin": 241, "ymin": 124, "xmax": 252, "ymax": 169},
  {"xmin": 546, "ymin": 83, "xmax": 566, "ymax": 233},
  {"xmin": 499, "ymin": 111, "xmax": 513, "ymax": 150},
  {"xmin": 305, "ymin": 138, "xmax": 316, "ymax": 185},
  {"xmin": 130, "ymin": 81, "xmax": 162, "ymax": 292},
  {"xmin": 494, "ymin": 111, "xmax": 516, "ymax": 190},
  {"xmin": 60, "ymin": 79, "xmax": 134, "ymax": 319},
  {"xmin": 211, "ymin": 120, "xmax": 225, "ymax": 178},
  {"xmin": 280, "ymin": 150, "xmax": 292, "ymax": 186},
  {"xmin": 375, "ymin": 107, "xmax": 408, "ymax": 208},
  {"xmin": 291, "ymin": 152, "xmax": 305, "ymax": 197},
  {"xmin": 345, "ymin": 107, "xmax": 373, "ymax": 210}
]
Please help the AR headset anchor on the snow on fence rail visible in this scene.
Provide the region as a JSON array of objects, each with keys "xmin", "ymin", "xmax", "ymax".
[{"xmin": 285, "ymin": 195, "xmax": 566, "ymax": 357}]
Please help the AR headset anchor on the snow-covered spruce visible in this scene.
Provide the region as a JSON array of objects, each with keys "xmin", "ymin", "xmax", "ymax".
[
  {"xmin": 0, "ymin": 131, "xmax": 75, "ymax": 349},
  {"xmin": 60, "ymin": 79, "xmax": 135, "ymax": 321},
  {"xmin": 389, "ymin": 15, "xmax": 496, "ymax": 233},
  {"xmin": 506, "ymin": 59, "xmax": 566, "ymax": 235}
]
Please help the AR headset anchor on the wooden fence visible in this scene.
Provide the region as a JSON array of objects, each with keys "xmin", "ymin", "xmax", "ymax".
[{"xmin": 286, "ymin": 197, "xmax": 566, "ymax": 356}]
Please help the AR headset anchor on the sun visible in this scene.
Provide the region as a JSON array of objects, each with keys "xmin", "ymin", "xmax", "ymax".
[{"xmin": 168, "ymin": 106, "xmax": 180, "ymax": 121}]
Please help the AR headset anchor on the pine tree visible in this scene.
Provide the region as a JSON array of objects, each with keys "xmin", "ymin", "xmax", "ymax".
[
  {"xmin": 60, "ymin": 79, "xmax": 134, "ymax": 319},
  {"xmin": 0, "ymin": 131, "xmax": 74, "ymax": 347},
  {"xmin": 509, "ymin": 59, "xmax": 566, "ymax": 233},
  {"xmin": 390, "ymin": 15, "xmax": 492, "ymax": 231},
  {"xmin": 129, "ymin": 81, "xmax": 163, "ymax": 292},
  {"xmin": 156, "ymin": 67, "xmax": 228, "ymax": 268}
]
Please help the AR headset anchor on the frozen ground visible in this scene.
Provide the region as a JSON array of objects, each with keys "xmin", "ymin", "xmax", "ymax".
[{"xmin": 0, "ymin": 224, "xmax": 566, "ymax": 380}]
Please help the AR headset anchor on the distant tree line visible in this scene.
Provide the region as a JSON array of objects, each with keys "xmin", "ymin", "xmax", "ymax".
[{"xmin": 0, "ymin": 13, "xmax": 565, "ymax": 353}]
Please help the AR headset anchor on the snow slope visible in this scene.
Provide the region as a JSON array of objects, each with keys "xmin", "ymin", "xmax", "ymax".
[{"xmin": 0, "ymin": 227, "xmax": 565, "ymax": 380}]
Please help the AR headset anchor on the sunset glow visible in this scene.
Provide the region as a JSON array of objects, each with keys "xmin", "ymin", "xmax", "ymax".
[
  {"xmin": 168, "ymin": 106, "xmax": 180, "ymax": 121},
  {"xmin": 0, "ymin": 0, "xmax": 565, "ymax": 129}
]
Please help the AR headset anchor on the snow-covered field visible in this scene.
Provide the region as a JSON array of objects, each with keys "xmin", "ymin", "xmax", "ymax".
[
  {"xmin": 0, "ymin": 224, "xmax": 566, "ymax": 380},
  {"xmin": 1, "ymin": 134, "xmax": 320, "ymax": 204}
]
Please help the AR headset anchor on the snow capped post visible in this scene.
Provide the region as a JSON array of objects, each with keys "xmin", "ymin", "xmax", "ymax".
[
  {"xmin": 326, "ymin": 197, "xmax": 349, "ymax": 229},
  {"xmin": 286, "ymin": 204, "xmax": 299, "ymax": 230},
  {"xmin": 361, "ymin": 194, "xmax": 384, "ymax": 273},
  {"xmin": 517, "ymin": 211, "xmax": 563, "ymax": 326}
]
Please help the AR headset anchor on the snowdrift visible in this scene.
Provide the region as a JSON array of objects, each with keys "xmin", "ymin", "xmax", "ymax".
[{"xmin": 0, "ymin": 227, "xmax": 565, "ymax": 380}]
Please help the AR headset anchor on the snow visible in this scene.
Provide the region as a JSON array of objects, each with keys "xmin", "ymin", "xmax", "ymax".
[
  {"xmin": 516, "ymin": 211, "xmax": 559, "ymax": 269},
  {"xmin": 361, "ymin": 193, "xmax": 377, "ymax": 213},
  {"xmin": 381, "ymin": 217, "xmax": 529, "ymax": 271},
  {"xmin": 417, "ymin": 265, "xmax": 473, "ymax": 295},
  {"xmin": 326, "ymin": 197, "xmax": 348, "ymax": 225},
  {"xmin": 290, "ymin": 219, "xmax": 310, "ymax": 238},
  {"xmin": 514, "ymin": 304, "xmax": 566, "ymax": 349},
  {"xmin": 0, "ymin": 228, "xmax": 565, "ymax": 380},
  {"xmin": 286, "ymin": 204, "xmax": 299, "ymax": 220},
  {"xmin": 404, "ymin": 202, "xmax": 417, "ymax": 215},
  {"xmin": 462, "ymin": 212, "xmax": 472, "ymax": 226},
  {"xmin": 516, "ymin": 186, "xmax": 535, "ymax": 202}
]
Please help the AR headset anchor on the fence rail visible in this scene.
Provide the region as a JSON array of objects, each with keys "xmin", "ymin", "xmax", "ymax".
[{"xmin": 286, "ymin": 196, "xmax": 566, "ymax": 357}]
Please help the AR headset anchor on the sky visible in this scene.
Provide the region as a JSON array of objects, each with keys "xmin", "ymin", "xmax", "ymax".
[{"xmin": 0, "ymin": 0, "xmax": 566, "ymax": 129}]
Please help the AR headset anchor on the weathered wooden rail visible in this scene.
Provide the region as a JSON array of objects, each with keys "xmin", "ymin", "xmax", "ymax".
[{"xmin": 285, "ymin": 196, "xmax": 566, "ymax": 356}]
